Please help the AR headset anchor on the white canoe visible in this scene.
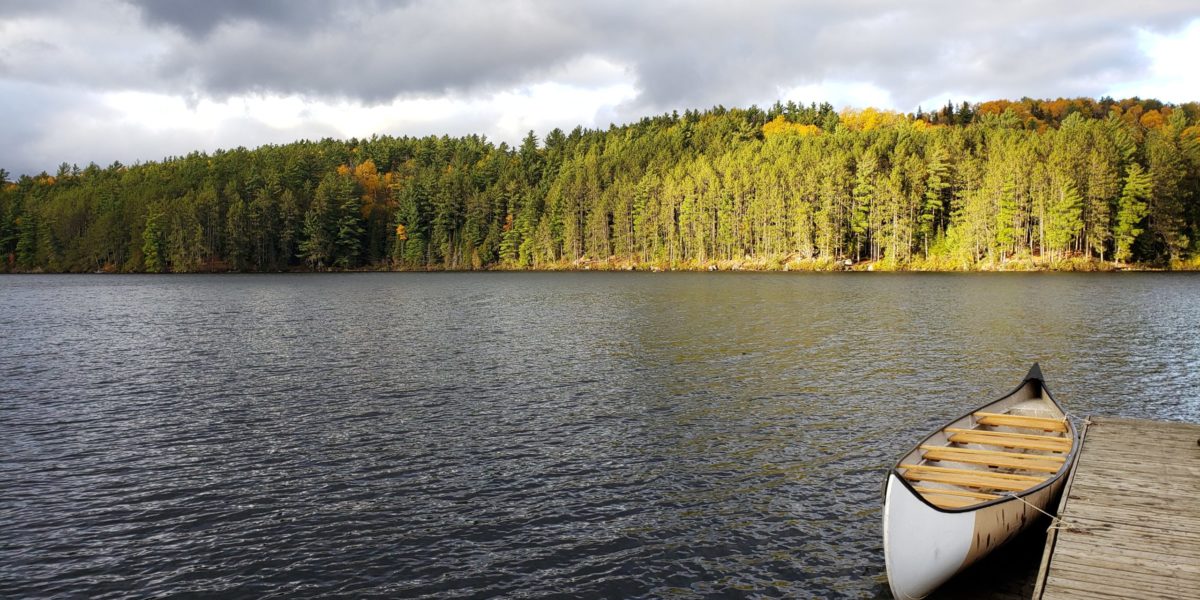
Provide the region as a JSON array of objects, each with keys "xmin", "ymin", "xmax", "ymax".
[{"xmin": 882, "ymin": 364, "xmax": 1079, "ymax": 599}]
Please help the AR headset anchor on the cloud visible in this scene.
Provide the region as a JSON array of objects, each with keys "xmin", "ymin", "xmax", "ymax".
[
  {"xmin": 127, "ymin": 0, "xmax": 336, "ymax": 39},
  {"xmin": 131, "ymin": 0, "xmax": 1200, "ymax": 111},
  {"xmin": 156, "ymin": 0, "xmax": 587, "ymax": 102},
  {"xmin": 1, "ymin": 0, "xmax": 1199, "ymax": 174},
  {"xmin": 0, "ymin": 80, "xmax": 81, "ymax": 174},
  {"xmin": 3, "ymin": 75, "xmax": 637, "ymax": 176},
  {"xmin": 1108, "ymin": 20, "xmax": 1200, "ymax": 102},
  {"xmin": 0, "ymin": 1, "xmax": 169, "ymax": 90}
]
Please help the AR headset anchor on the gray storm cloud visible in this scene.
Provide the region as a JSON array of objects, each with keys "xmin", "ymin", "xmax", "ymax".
[
  {"xmin": 0, "ymin": 0, "xmax": 1198, "ymax": 174},
  {"xmin": 121, "ymin": 0, "xmax": 1198, "ymax": 108}
]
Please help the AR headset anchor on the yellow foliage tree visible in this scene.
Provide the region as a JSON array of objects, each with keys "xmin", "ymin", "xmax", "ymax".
[
  {"xmin": 1182, "ymin": 125, "xmax": 1200, "ymax": 145},
  {"xmin": 1140, "ymin": 110, "xmax": 1165, "ymax": 130},
  {"xmin": 977, "ymin": 100, "xmax": 1012, "ymax": 116},
  {"xmin": 838, "ymin": 107, "xmax": 907, "ymax": 131},
  {"xmin": 762, "ymin": 116, "xmax": 821, "ymax": 138},
  {"xmin": 354, "ymin": 159, "xmax": 383, "ymax": 215}
]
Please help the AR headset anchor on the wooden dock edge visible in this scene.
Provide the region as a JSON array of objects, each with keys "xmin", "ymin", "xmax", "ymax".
[{"xmin": 1030, "ymin": 417, "xmax": 1089, "ymax": 599}]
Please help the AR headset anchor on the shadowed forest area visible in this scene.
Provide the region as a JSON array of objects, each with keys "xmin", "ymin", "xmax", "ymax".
[{"xmin": 2, "ymin": 96, "xmax": 1199, "ymax": 273}]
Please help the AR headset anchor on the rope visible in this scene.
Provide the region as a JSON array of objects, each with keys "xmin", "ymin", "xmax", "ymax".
[
  {"xmin": 1002, "ymin": 491, "xmax": 1081, "ymax": 532},
  {"xmin": 1062, "ymin": 410, "xmax": 1092, "ymax": 429}
]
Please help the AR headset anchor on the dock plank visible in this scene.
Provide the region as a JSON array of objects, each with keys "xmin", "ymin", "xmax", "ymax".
[{"xmin": 1034, "ymin": 417, "xmax": 1200, "ymax": 600}]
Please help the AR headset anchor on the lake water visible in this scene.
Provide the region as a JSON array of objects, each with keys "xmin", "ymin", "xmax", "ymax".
[{"xmin": 2, "ymin": 273, "xmax": 1198, "ymax": 598}]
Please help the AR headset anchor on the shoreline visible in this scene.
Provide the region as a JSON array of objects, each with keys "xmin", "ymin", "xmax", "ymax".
[{"xmin": 5, "ymin": 255, "xmax": 1198, "ymax": 274}]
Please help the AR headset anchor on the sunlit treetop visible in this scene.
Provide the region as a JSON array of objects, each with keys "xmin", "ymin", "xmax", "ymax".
[
  {"xmin": 762, "ymin": 116, "xmax": 822, "ymax": 138},
  {"xmin": 838, "ymin": 108, "xmax": 910, "ymax": 132}
]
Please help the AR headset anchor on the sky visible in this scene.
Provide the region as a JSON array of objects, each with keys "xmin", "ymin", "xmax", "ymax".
[{"xmin": 2, "ymin": 0, "xmax": 1200, "ymax": 176}]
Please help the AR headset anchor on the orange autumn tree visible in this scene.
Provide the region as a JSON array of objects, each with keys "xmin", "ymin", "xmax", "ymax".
[{"xmin": 1139, "ymin": 110, "xmax": 1165, "ymax": 130}]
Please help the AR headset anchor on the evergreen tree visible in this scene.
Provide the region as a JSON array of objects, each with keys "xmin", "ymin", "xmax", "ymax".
[
  {"xmin": 920, "ymin": 144, "xmax": 951, "ymax": 256},
  {"xmin": 141, "ymin": 211, "xmax": 164, "ymax": 273},
  {"xmin": 1, "ymin": 96, "xmax": 1198, "ymax": 272},
  {"xmin": 333, "ymin": 180, "xmax": 364, "ymax": 268},
  {"xmin": 1114, "ymin": 163, "xmax": 1151, "ymax": 263},
  {"xmin": 1045, "ymin": 178, "xmax": 1083, "ymax": 258},
  {"xmin": 15, "ymin": 210, "xmax": 39, "ymax": 270},
  {"xmin": 299, "ymin": 181, "xmax": 334, "ymax": 268},
  {"xmin": 225, "ymin": 191, "xmax": 249, "ymax": 270}
]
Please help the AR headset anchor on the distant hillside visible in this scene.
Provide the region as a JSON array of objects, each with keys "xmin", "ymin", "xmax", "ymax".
[{"xmin": 2, "ymin": 96, "xmax": 1199, "ymax": 273}]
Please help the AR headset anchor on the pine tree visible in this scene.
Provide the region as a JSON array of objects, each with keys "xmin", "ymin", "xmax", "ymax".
[
  {"xmin": 299, "ymin": 184, "xmax": 333, "ymax": 268},
  {"xmin": 225, "ymin": 192, "xmax": 248, "ymax": 270},
  {"xmin": 278, "ymin": 189, "xmax": 300, "ymax": 269},
  {"xmin": 1114, "ymin": 163, "xmax": 1151, "ymax": 263},
  {"xmin": 141, "ymin": 211, "xmax": 164, "ymax": 273},
  {"xmin": 1045, "ymin": 178, "xmax": 1083, "ymax": 258},
  {"xmin": 920, "ymin": 144, "xmax": 950, "ymax": 257},
  {"xmin": 333, "ymin": 185, "xmax": 364, "ymax": 269},
  {"xmin": 851, "ymin": 155, "xmax": 876, "ymax": 261}
]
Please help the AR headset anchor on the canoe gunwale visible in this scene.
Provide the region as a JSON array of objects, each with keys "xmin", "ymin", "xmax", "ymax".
[{"xmin": 884, "ymin": 364, "xmax": 1080, "ymax": 515}]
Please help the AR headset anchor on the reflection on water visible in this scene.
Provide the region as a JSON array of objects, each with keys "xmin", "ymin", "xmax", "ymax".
[{"xmin": 2, "ymin": 273, "xmax": 1197, "ymax": 598}]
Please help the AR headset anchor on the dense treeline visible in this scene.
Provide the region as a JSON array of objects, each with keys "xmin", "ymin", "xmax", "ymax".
[{"xmin": 2, "ymin": 96, "xmax": 1199, "ymax": 273}]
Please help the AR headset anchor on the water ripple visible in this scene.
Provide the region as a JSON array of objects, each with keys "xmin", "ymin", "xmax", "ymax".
[{"xmin": 2, "ymin": 272, "xmax": 1199, "ymax": 598}]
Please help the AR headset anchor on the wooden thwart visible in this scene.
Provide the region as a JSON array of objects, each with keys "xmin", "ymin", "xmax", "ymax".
[
  {"xmin": 925, "ymin": 495, "xmax": 983, "ymax": 509},
  {"xmin": 946, "ymin": 428, "xmax": 1072, "ymax": 453},
  {"xmin": 903, "ymin": 470, "xmax": 1037, "ymax": 492},
  {"xmin": 945, "ymin": 427, "xmax": 1071, "ymax": 444},
  {"xmin": 920, "ymin": 444, "xmax": 1066, "ymax": 463},
  {"xmin": 901, "ymin": 464, "xmax": 1046, "ymax": 482},
  {"xmin": 901, "ymin": 463, "xmax": 1047, "ymax": 492},
  {"xmin": 975, "ymin": 411, "xmax": 1069, "ymax": 432},
  {"xmin": 921, "ymin": 447, "xmax": 1063, "ymax": 473},
  {"xmin": 912, "ymin": 485, "xmax": 1000, "ymax": 500},
  {"xmin": 948, "ymin": 433, "xmax": 1071, "ymax": 453}
]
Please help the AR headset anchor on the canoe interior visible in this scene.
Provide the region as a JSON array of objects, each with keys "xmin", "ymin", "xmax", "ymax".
[{"xmin": 896, "ymin": 379, "xmax": 1073, "ymax": 510}]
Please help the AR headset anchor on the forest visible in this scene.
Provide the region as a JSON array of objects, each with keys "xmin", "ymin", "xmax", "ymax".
[{"xmin": 2, "ymin": 96, "xmax": 1199, "ymax": 273}]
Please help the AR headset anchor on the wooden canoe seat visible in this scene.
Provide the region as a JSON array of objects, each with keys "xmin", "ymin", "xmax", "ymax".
[
  {"xmin": 944, "ymin": 428, "xmax": 1071, "ymax": 453},
  {"xmin": 912, "ymin": 486, "xmax": 1000, "ymax": 501},
  {"xmin": 923, "ymin": 495, "xmax": 983, "ymax": 509},
  {"xmin": 901, "ymin": 464, "xmax": 1046, "ymax": 482},
  {"xmin": 974, "ymin": 411, "xmax": 1068, "ymax": 432},
  {"xmin": 920, "ymin": 446, "xmax": 1063, "ymax": 473},
  {"xmin": 919, "ymin": 444, "xmax": 1066, "ymax": 463},
  {"xmin": 900, "ymin": 463, "xmax": 1047, "ymax": 492},
  {"xmin": 945, "ymin": 427, "xmax": 1069, "ymax": 443}
]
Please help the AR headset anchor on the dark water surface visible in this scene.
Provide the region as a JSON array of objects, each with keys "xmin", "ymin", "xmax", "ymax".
[{"xmin": 3, "ymin": 273, "xmax": 1198, "ymax": 598}]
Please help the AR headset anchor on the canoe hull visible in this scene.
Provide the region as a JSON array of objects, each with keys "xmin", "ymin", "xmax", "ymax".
[
  {"xmin": 883, "ymin": 472, "xmax": 1066, "ymax": 599},
  {"xmin": 882, "ymin": 365, "xmax": 1077, "ymax": 599}
]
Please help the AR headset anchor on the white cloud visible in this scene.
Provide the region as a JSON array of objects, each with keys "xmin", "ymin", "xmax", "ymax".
[
  {"xmin": 0, "ymin": 2, "xmax": 168, "ymax": 90},
  {"xmin": 3, "ymin": 1, "xmax": 1200, "ymax": 175},
  {"xmin": 779, "ymin": 81, "xmax": 897, "ymax": 111},
  {"xmin": 21, "ymin": 76, "xmax": 639, "ymax": 172},
  {"xmin": 1107, "ymin": 18, "xmax": 1200, "ymax": 102}
]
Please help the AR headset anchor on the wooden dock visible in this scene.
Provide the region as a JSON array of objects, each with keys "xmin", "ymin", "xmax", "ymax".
[{"xmin": 1032, "ymin": 417, "xmax": 1200, "ymax": 599}]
